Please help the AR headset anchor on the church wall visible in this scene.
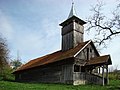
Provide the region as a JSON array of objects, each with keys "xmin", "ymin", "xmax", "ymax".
[
  {"xmin": 72, "ymin": 43, "xmax": 101, "ymax": 85},
  {"xmin": 61, "ymin": 19, "xmax": 84, "ymax": 51},
  {"xmin": 62, "ymin": 32, "xmax": 74, "ymax": 51},
  {"xmin": 74, "ymin": 22, "xmax": 84, "ymax": 33},
  {"xmin": 15, "ymin": 59, "xmax": 74, "ymax": 84},
  {"xmin": 74, "ymin": 31, "xmax": 83, "ymax": 47},
  {"xmin": 62, "ymin": 22, "xmax": 73, "ymax": 35},
  {"xmin": 75, "ymin": 43, "xmax": 99, "ymax": 65}
]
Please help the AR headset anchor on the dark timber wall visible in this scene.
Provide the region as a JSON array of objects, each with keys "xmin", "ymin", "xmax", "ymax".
[
  {"xmin": 61, "ymin": 21, "xmax": 84, "ymax": 51},
  {"xmin": 15, "ymin": 59, "xmax": 74, "ymax": 84}
]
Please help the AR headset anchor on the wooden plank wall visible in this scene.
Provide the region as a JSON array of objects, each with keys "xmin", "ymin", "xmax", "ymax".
[
  {"xmin": 73, "ymin": 72, "xmax": 103, "ymax": 85},
  {"xmin": 16, "ymin": 59, "xmax": 74, "ymax": 84},
  {"xmin": 75, "ymin": 44, "xmax": 99, "ymax": 65},
  {"xmin": 62, "ymin": 32, "xmax": 74, "ymax": 51}
]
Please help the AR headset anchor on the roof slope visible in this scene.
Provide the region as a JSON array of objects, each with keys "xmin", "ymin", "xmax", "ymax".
[
  {"xmin": 14, "ymin": 40, "xmax": 90, "ymax": 73},
  {"xmin": 86, "ymin": 55, "xmax": 112, "ymax": 66}
]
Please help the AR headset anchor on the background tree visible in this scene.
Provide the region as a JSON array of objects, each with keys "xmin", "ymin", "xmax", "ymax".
[
  {"xmin": 0, "ymin": 35, "xmax": 9, "ymax": 71},
  {"xmin": 0, "ymin": 34, "xmax": 12, "ymax": 80},
  {"xmin": 11, "ymin": 59, "xmax": 22, "ymax": 70},
  {"xmin": 86, "ymin": 1, "xmax": 120, "ymax": 48},
  {"xmin": 10, "ymin": 50, "xmax": 22, "ymax": 70}
]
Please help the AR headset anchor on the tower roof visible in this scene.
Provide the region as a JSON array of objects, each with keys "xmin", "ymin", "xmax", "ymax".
[
  {"xmin": 60, "ymin": 1, "xmax": 86, "ymax": 26},
  {"xmin": 68, "ymin": 1, "xmax": 77, "ymax": 18},
  {"xmin": 60, "ymin": 15, "xmax": 86, "ymax": 26}
]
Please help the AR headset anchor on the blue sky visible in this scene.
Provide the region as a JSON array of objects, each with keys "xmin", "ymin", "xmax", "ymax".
[{"xmin": 0, "ymin": 0, "xmax": 120, "ymax": 69}]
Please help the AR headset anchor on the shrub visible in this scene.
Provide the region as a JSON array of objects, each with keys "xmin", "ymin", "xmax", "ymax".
[{"xmin": 0, "ymin": 66, "xmax": 15, "ymax": 81}]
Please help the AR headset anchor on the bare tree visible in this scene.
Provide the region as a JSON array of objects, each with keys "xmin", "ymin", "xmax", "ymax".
[{"xmin": 86, "ymin": 1, "xmax": 120, "ymax": 48}]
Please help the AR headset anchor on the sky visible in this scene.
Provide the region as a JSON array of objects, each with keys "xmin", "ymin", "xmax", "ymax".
[{"xmin": 0, "ymin": 0, "xmax": 120, "ymax": 69}]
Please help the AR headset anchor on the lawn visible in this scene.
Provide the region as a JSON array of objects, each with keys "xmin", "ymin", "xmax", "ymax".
[{"xmin": 0, "ymin": 80, "xmax": 120, "ymax": 90}]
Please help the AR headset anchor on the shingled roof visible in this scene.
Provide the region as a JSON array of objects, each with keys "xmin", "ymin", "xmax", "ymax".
[{"xmin": 14, "ymin": 40, "xmax": 91, "ymax": 73}]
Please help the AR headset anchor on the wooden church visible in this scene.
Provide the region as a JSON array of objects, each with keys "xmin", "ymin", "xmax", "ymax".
[{"xmin": 13, "ymin": 3, "xmax": 112, "ymax": 85}]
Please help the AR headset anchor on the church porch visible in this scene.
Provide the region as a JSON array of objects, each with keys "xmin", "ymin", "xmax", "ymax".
[{"xmin": 73, "ymin": 55, "xmax": 112, "ymax": 85}]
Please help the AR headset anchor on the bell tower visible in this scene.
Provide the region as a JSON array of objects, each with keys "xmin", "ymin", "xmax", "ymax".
[{"xmin": 60, "ymin": 2, "xmax": 86, "ymax": 51}]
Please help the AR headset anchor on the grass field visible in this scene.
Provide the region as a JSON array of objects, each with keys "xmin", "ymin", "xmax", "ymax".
[{"xmin": 0, "ymin": 80, "xmax": 120, "ymax": 90}]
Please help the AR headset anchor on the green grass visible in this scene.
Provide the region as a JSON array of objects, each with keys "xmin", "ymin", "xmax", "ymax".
[{"xmin": 0, "ymin": 80, "xmax": 120, "ymax": 90}]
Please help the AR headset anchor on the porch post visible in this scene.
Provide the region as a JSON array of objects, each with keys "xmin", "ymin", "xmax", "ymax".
[
  {"xmin": 98, "ymin": 67, "xmax": 100, "ymax": 75},
  {"xmin": 106, "ymin": 65, "xmax": 109, "ymax": 84},
  {"xmin": 102, "ymin": 65, "xmax": 104, "ymax": 86}
]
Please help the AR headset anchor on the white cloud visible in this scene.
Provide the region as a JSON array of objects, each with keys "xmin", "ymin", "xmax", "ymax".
[{"xmin": 0, "ymin": 9, "xmax": 14, "ymax": 40}]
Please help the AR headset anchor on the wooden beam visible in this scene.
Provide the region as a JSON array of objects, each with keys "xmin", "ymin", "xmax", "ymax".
[
  {"xmin": 98, "ymin": 67, "xmax": 100, "ymax": 75},
  {"xmin": 102, "ymin": 65, "xmax": 104, "ymax": 86},
  {"xmin": 106, "ymin": 65, "xmax": 109, "ymax": 84}
]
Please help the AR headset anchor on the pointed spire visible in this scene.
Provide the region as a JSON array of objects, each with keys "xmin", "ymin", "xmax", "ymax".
[{"xmin": 68, "ymin": 0, "xmax": 77, "ymax": 18}]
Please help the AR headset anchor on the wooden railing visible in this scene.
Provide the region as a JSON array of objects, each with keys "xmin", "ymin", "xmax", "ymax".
[{"xmin": 73, "ymin": 72, "xmax": 107, "ymax": 85}]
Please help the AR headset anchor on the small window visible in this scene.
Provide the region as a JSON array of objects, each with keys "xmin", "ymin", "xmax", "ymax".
[{"xmin": 74, "ymin": 65, "xmax": 80, "ymax": 72}]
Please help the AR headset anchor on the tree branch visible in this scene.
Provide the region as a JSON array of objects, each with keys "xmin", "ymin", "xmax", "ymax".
[{"xmin": 86, "ymin": 1, "xmax": 120, "ymax": 48}]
